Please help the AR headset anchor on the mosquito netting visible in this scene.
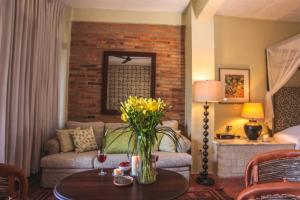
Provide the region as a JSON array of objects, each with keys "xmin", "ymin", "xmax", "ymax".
[{"xmin": 265, "ymin": 34, "xmax": 300, "ymax": 130}]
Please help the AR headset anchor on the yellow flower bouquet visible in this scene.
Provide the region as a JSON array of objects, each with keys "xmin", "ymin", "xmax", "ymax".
[{"xmin": 118, "ymin": 96, "xmax": 179, "ymax": 184}]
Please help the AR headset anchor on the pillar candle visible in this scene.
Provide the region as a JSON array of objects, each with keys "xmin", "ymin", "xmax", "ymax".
[
  {"xmin": 262, "ymin": 134, "xmax": 269, "ymax": 142},
  {"xmin": 131, "ymin": 155, "xmax": 138, "ymax": 176}
]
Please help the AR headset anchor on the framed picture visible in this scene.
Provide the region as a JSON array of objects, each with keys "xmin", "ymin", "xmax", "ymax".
[{"xmin": 219, "ymin": 68, "xmax": 250, "ymax": 103}]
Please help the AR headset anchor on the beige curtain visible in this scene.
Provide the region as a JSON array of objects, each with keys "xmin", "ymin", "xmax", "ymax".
[{"xmin": 0, "ymin": 0, "xmax": 64, "ymax": 175}]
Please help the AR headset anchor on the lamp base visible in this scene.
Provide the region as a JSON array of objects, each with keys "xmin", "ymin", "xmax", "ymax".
[
  {"xmin": 244, "ymin": 120, "xmax": 262, "ymax": 140},
  {"xmin": 196, "ymin": 174, "xmax": 215, "ymax": 186}
]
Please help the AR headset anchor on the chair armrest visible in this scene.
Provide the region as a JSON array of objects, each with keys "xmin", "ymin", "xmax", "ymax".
[
  {"xmin": 237, "ymin": 182, "xmax": 300, "ymax": 200},
  {"xmin": 44, "ymin": 137, "xmax": 60, "ymax": 155},
  {"xmin": 244, "ymin": 150, "xmax": 300, "ymax": 187}
]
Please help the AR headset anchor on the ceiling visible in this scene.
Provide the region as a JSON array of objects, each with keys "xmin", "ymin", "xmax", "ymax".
[
  {"xmin": 217, "ymin": 0, "xmax": 300, "ymax": 22},
  {"xmin": 62, "ymin": 0, "xmax": 190, "ymax": 12},
  {"xmin": 63, "ymin": 0, "xmax": 300, "ymax": 22}
]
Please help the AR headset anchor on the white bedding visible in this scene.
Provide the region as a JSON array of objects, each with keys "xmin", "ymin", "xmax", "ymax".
[{"xmin": 274, "ymin": 125, "xmax": 300, "ymax": 149}]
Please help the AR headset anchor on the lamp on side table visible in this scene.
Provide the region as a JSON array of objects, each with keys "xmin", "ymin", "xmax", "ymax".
[
  {"xmin": 241, "ymin": 102, "xmax": 264, "ymax": 140},
  {"xmin": 193, "ymin": 80, "xmax": 222, "ymax": 186}
]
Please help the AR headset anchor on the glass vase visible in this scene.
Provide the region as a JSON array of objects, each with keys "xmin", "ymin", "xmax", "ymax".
[{"xmin": 137, "ymin": 136, "xmax": 156, "ymax": 184}]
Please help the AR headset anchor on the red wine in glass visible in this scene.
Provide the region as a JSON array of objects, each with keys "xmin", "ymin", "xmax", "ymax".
[
  {"xmin": 97, "ymin": 151, "xmax": 107, "ymax": 176},
  {"xmin": 98, "ymin": 154, "xmax": 107, "ymax": 163}
]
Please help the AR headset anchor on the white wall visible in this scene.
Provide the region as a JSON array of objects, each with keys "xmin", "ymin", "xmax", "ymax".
[
  {"xmin": 214, "ymin": 16, "xmax": 300, "ymax": 137},
  {"xmin": 72, "ymin": 8, "xmax": 185, "ymax": 25},
  {"xmin": 185, "ymin": 4, "xmax": 216, "ymax": 174}
]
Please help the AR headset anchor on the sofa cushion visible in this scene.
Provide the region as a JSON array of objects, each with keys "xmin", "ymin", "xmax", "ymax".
[
  {"xmin": 94, "ymin": 154, "xmax": 131, "ymax": 169},
  {"xmin": 176, "ymin": 132, "xmax": 191, "ymax": 153},
  {"xmin": 159, "ymin": 134, "xmax": 176, "ymax": 152},
  {"xmin": 45, "ymin": 137, "xmax": 60, "ymax": 155},
  {"xmin": 41, "ymin": 151, "xmax": 97, "ymax": 169},
  {"xmin": 71, "ymin": 127, "xmax": 98, "ymax": 153},
  {"xmin": 104, "ymin": 128, "xmax": 135, "ymax": 154},
  {"xmin": 104, "ymin": 123, "xmax": 127, "ymax": 132},
  {"xmin": 93, "ymin": 152, "xmax": 192, "ymax": 169},
  {"xmin": 155, "ymin": 152, "xmax": 192, "ymax": 168},
  {"xmin": 57, "ymin": 127, "xmax": 80, "ymax": 153},
  {"xmin": 104, "ymin": 120, "xmax": 178, "ymax": 132},
  {"xmin": 157, "ymin": 120, "xmax": 179, "ymax": 130},
  {"xmin": 66, "ymin": 121, "xmax": 105, "ymax": 146}
]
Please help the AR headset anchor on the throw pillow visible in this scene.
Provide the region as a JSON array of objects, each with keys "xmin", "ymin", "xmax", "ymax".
[
  {"xmin": 56, "ymin": 127, "xmax": 80, "ymax": 153},
  {"xmin": 104, "ymin": 128, "xmax": 136, "ymax": 154},
  {"xmin": 66, "ymin": 121, "xmax": 105, "ymax": 147},
  {"xmin": 159, "ymin": 130, "xmax": 191, "ymax": 153},
  {"xmin": 159, "ymin": 134, "xmax": 177, "ymax": 152},
  {"xmin": 153, "ymin": 132, "xmax": 164, "ymax": 152},
  {"xmin": 176, "ymin": 131, "xmax": 192, "ymax": 153},
  {"xmin": 45, "ymin": 137, "xmax": 60, "ymax": 154},
  {"xmin": 157, "ymin": 120, "xmax": 179, "ymax": 130},
  {"xmin": 71, "ymin": 127, "xmax": 98, "ymax": 153}
]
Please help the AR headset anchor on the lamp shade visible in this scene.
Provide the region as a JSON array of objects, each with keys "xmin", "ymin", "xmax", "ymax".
[
  {"xmin": 193, "ymin": 80, "xmax": 222, "ymax": 102},
  {"xmin": 241, "ymin": 103, "xmax": 264, "ymax": 119}
]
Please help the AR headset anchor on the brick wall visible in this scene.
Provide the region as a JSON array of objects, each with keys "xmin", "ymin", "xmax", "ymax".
[{"xmin": 68, "ymin": 22, "xmax": 185, "ymax": 125}]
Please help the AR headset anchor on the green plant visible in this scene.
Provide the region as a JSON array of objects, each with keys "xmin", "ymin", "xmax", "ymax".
[{"xmin": 104, "ymin": 96, "xmax": 181, "ymax": 184}]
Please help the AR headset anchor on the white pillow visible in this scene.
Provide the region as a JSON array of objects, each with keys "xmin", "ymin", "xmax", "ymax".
[
  {"xmin": 157, "ymin": 120, "xmax": 179, "ymax": 130},
  {"xmin": 159, "ymin": 134, "xmax": 176, "ymax": 152},
  {"xmin": 274, "ymin": 125, "xmax": 300, "ymax": 149},
  {"xmin": 159, "ymin": 130, "xmax": 191, "ymax": 153},
  {"xmin": 176, "ymin": 131, "xmax": 191, "ymax": 153}
]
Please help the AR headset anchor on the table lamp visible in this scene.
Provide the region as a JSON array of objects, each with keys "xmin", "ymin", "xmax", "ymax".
[
  {"xmin": 193, "ymin": 80, "xmax": 222, "ymax": 186},
  {"xmin": 241, "ymin": 103, "xmax": 264, "ymax": 140}
]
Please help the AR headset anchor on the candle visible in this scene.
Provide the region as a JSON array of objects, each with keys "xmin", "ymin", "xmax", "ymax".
[
  {"xmin": 131, "ymin": 155, "xmax": 138, "ymax": 176},
  {"xmin": 262, "ymin": 134, "xmax": 269, "ymax": 142},
  {"xmin": 114, "ymin": 168, "xmax": 122, "ymax": 176}
]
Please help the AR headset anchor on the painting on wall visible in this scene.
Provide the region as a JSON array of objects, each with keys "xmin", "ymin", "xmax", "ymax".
[
  {"xmin": 219, "ymin": 68, "xmax": 250, "ymax": 103},
  {"xmin": 102, "ymin": 51, "xmax": 156, "ymax": 114}
]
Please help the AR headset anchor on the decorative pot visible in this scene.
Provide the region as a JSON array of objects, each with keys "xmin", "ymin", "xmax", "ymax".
[
  {"xmin": 244, "ymin": 121, "xmax": 262, "ymax": 140},
  {"xmin": 137, "ymin": 136, "xmax": 156, "ymax": 184}
]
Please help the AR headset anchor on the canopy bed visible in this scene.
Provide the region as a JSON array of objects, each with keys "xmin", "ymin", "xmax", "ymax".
[{"xmin": 265, "ymin": 33, "xmax": 300, "ymax": 147}]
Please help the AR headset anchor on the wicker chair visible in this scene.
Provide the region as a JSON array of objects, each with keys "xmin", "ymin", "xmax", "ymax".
[
  {"xmin": 237, "ymin": 182, "xmax": 300, "ymax": 200},
  {"xmin": 245, "ymin": 150, "xmax": 300, "ymax": 187},
  {"xmin": 0, "ymin": 163, "xmax": 28, "ymax": 199}
]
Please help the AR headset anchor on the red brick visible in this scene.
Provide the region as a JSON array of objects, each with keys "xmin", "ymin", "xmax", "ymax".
[{"xmin": 68, "ymin": 22, "xmax": 185, "ymax": 126}]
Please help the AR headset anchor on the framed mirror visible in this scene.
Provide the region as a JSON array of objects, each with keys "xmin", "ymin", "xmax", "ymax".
[{"xmin": 102, "ymin": 51, "xmax": 156, "ymax": 114}]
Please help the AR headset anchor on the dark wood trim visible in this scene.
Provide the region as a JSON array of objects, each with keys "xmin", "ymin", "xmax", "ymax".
[
  {"xmin": 265, "ymin": 49, "xmax": 270, "ymax": 91},
  {"xmin": 102, "ymin": 51, "xmax": 110, "ymax": 114},
  {"xmin": 0, "ymin": 164, "xmax": 28, "ymax": 199},
  {"xmin": 102, "ymin": 51, "xmax": 156, "ymax": 115},
  {"xmin": 218, "ymin": 67, "xmax": 251, "ymax": 104}
]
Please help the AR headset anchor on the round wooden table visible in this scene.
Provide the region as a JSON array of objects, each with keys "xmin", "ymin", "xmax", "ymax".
[{"xmin": 54, "ymin": 168, "xmax": 188, "ymax": 200}]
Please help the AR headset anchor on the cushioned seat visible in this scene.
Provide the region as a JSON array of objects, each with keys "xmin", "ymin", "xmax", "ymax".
[
  {"xmin": 41, "ymin": 151, "xmax": 191, "ymax": 187},
  {"xmin": 41, "ymin": 120, "xmax": 192, "ymax": 188},
  {"xmin": 94, "ymin": 154, "xmax": 131, "ymax": 168},
  {"xmin": 41, "ymin": 151, "xmax": 97, "ymax": 169},
  {"xmin": 93, "ymin": 152, "xmax": 192, "ymax": 169},
  {"xmin": 155, "ymin": 152, "xmax": 192, "ymax": 168}
]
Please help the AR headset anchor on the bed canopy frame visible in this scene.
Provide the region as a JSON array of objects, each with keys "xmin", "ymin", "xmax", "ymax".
[{"xmin": 265, "ymin": 34, "xmax": 300, "ymax": 130}]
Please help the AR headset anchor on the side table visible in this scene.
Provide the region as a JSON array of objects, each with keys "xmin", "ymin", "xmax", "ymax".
[
  {"xmin": 213, "ymin": 138, "xmax": 295, "ymax": 177},
  {"xmin": 54, "ymin": 168, "xmax": 188, "ymax": 200}
]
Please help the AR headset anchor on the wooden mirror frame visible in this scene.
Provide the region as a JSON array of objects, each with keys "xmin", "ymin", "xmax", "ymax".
[{"xmin": 102, "ymin": 51, "xmax": 156, "ymax": 114}]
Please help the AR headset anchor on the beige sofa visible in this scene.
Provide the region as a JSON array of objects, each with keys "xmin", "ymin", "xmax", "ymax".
[{"xmin": 41, "ymin": 120, "xmax": 192, "ymax": 188}]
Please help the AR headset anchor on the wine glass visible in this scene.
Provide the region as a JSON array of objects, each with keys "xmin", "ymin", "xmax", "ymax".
[{"xmin": 97, "ymin": 150, "xmax": 107, "ymax": 176}]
